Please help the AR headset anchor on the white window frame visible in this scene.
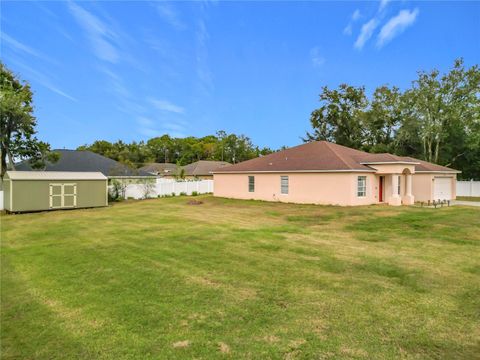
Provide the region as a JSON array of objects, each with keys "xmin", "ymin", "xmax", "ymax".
[
  {"xmin": 280, "ymin": 176, "xmax": 289, "ymax": 195},
  {"xmin": 248, "ymin": 176, "xmax": 255, "ymax": 192},
  {"xmin": 357, "ymin": 176, "xmax": 367, "ymax": 197}
]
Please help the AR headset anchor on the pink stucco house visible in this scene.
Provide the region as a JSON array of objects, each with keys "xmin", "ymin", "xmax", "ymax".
[{"xmin": 213, "ymin": 141, "xmax": 459, "ymax": 206}]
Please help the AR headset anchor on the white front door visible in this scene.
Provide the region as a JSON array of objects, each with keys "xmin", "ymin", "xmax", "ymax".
[{"xmin": 433, "ymin": 177, "xmax": 452, "ymax": 200}]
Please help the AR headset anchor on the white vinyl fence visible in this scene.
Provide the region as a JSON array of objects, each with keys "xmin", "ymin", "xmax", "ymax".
[
  {"xmin": 121, "ymin": 179, "xmax": 214, "ymax": 200},
  {"xmin": 0, "ymin": 191, "xmax": 3, "ymax": 210},
  {"xmin": 457, "ymin": 180, "xmax": 480, "ymax": 197}
]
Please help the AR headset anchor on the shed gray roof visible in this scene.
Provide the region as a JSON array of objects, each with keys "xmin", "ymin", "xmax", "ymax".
[
  {"xmin": 16, "ymin": 150, "xmax": 152, "ymax": 177},
  {"xmin": 6, "ymin": 171, "xmax": 107, "ymax": 180}
]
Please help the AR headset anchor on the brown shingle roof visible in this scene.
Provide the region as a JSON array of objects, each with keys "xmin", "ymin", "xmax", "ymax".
[
  {"xmin": 214, "ymin": 141, "xmax": 459, "ymax": 173},
  {"xmin": 404, "ymin": 157, "xmax": 458, "ymax": 172},
  {"xmin": 183, "ymin": 161, "xmax": 231, "ymax": 176}
]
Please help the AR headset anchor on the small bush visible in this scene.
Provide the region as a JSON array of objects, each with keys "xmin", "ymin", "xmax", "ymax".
[
  {"xmin": 108, "ymin": 192, "xmax": 116, "ymax": 202},
  {"xmin": 180, "ymin": 192, "xmax": 187, "ymax": 196},
  {"xmin": 192, "ymin": 191, "xmax": 198, "ymax": 196},
  {"xmin": 171, "ymin": 192, "xmax": 176, "ymax": 197}
]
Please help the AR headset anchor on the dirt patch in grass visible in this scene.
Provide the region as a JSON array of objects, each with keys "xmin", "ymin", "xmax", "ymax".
[
  {"xmin": 173, "ymin": 340, "xmax": 190, "ymax": 348},
  {"xmin": 188, "ymin": 275, "xmax": 222, "ymax": 288},
  {"xmin": 218, "ymin": 342, "xmax": 230, "ymax": 353},
  {"xmin": 263, "ymin": 335, "xmax": 280, "ymax": 343}
]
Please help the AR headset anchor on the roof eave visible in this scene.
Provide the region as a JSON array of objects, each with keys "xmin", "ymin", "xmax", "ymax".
[
  {"xmin": 360, "ymin": 161, "xmax": 420, "ymax": 165},
  {"xmin": 415, "ymin": 170, "xmax": 461, "ymax": 174},
  {"xmin": 213, "ymin": 169, "xmax": 377, "ymax": 174}
]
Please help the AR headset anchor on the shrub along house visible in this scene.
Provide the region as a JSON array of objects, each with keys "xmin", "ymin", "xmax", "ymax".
[{"xmin": 213, "ymin": 141, "xmax": 459, "ymax": 206}]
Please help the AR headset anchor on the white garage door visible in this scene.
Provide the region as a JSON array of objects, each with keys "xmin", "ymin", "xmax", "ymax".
[{"xmin": 434, "ymin": 177, "xmax": 452, "ymax": 200}]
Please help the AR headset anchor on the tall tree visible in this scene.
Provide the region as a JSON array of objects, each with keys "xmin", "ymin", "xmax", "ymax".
[
  {"xmin": 304, "ymin": 84, "xmax": 368, "ymax": 149},
  {"xmin": 0, "ymin": 63, "xmax": 56, "ymax": 177},
  {"xmin": 409, "ymin": 58, "xmax": 480, "ymax": 164},
  {"xmin": 363, "ymin": 86, "xmax": 402, "ymax": 153}
]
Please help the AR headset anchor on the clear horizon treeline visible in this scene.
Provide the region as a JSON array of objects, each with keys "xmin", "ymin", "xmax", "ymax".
[{"xmin": 77, "ymin": 131, "xmax": 276, "ymax": 167}]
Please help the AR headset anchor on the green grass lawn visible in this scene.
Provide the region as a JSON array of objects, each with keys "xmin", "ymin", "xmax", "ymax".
[
  {"xmin": 1, "ymin": 196, "xmax": 479, "ymax": 359},
  {"xmin": 456, "ymin": 196, "xmax": 480, "ymax": 202}
]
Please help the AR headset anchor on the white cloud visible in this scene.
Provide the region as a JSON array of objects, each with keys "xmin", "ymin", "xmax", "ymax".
[
  {"xmin": 352, "ymin": 9, "xmax": 361, "ymax": 21},
  {"xmin": 68, "ymin": 2, "xmax": 119, "ymax": 63},
  {"xmin": 137, "ymin": 116, "xmax": 155, "ymax": 127},
  {"xmin": 310, "ymin": 47, "xmax": 325, "ymax": 67},
  {"xmin": 156, "ymin": 3, "xmax": 186, "ymax": 30},
  {"xmin": 136, "ymin": 117, "xmax": 186, "ymax": 138},
  {"xmin": 343, "ymin": 24, "xmax": 353, "ymax": 36},
  {"xmin": 343, "ymin": 9, "xmax": 361, "ymax": 36},
  {"xmin": 98, "ymin": 67, "xmax": 131, "ymax": 98},
  {"xmin": 1, "ymin": 33, "xmax": 57, "ymax": 64},
  {"xmin": 377, "ymin": 8, "xmax": 419, "ymax": 47},
  {"xmin": 379, "ymin": 0, "xmax": 390, "ymax": 12},
  {"xmin": 354, "ymin": 18, "xmax": 379, "ymax": 49},
  {"xmin": 149, "ymin": 99, "xmax": 185, "ymax": 114},
  {"xmin": 8, "ymin": 59, "xmax": 77, "ymax": 102},
  {"xmin": 196, "ymin": 18, "xmax": 213, "ymax": 93}
]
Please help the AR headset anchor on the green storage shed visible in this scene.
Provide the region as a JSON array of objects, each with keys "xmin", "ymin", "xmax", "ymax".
[{"xmin": 3, "ymin": 171, "xmax": 108, "ymax": 213}]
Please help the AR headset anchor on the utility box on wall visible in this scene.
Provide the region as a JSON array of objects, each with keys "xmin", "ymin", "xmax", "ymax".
[{"xmin": 3, "ymin": 171, "xmax": 108, "ymax": 213}]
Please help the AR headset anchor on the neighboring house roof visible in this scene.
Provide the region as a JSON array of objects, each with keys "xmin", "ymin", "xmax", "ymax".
[
  {"xmin": 6, "ymin": 171, "xmax": 107, "ymax": 180},
  {"xmin": 15, "ymin": 150, "xmax": 152, "ymax": 177},
  {"xmin": 182, "ymin": 160, "xmax": 231, "ymax": 176},
  {"xmin": 214, "ymin": 141, "xmax": 459, "ymax": 173},
  {"xmin": 139, "ymin": 163, "xmax": 178, "ymax": 175}
]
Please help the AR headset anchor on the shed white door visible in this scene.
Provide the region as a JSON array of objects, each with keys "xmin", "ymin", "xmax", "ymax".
[
  {"xmin": 49, "ymin": 183, "xmax": 77, "ymax": 209},
  {"xmin": 433, "ymin": 177, "xmax": 452, "ymax": 200}
]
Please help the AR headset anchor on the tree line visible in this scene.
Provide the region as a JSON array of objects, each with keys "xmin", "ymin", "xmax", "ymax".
[
  {"xmin": 305, "ymin": 59, "xmax": 480, "ymax": 179},
  {"xmin": 77, "ymin": 131, "xmax": 275, "ymax": 168}
]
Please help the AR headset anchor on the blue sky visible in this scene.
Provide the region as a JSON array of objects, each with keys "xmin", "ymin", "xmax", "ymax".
[{"xmin": 1, "ymin": 1, "xmax": 479, "ymax": 150}]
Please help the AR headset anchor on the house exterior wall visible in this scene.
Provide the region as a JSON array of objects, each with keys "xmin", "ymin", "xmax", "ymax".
[
  {"xmin": 7, "ymin": 179, "xmax": 107, "ymax": 212},
  {"xmin": 214, "ymin": 172, "xmax": 377, "ymax": 206},
  {"xmin": 214, "ymin": 172, "xmax": 457, "ymax": 206},
  {"xmin": 367, "ymin": 164, "xmax": 416, "ymax": 175},
  {"xmin": 412, "ymin": 174, "xmax": 433, "ymax": 202},
  {"xmin": 412, "ymin": 173, "xmax": 457, "ymax": 202}
]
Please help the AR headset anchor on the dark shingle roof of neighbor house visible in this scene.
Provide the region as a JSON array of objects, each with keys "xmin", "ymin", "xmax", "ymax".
[
  {"xmin": 182, "ymin": 160, "xmax": 231, "ymax": 176},
  {"xmin": 16, "ymin": 150, "xmax": 153, "ymax": 177},
  {"xmin": 214, "ymin": 141, "xmax": 459, "ymax": 173},
  {"xmin": 138, "ymin": 163, "xmax": 178, "ymax": 175}
]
